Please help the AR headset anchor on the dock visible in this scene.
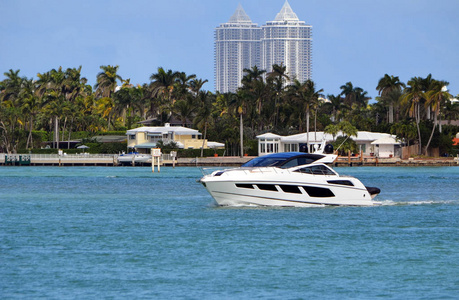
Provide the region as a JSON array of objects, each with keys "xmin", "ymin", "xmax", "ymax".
[
  {"xmin": 0, "ymin": 153, "xmax": 457, "ymax": 167},
  {"xmin": 334, "ymin": 155, "xmax": 459, "ymax": 167},
  {"xmin": 0, "ymin": 153, "xmax": 253, "ymax": 167},
  {"xmin": 1, "ymin": 154, "xmax": 118, "ymax": 166}
]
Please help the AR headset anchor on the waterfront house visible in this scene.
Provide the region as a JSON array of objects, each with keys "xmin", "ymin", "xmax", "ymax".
[
  {"xmin": 257, "ymin": 131, "xmax": 401, "ymax": 158},
  {"xmin": 126, "ymin": 123, "xmax": 222, "ymax": 153}
]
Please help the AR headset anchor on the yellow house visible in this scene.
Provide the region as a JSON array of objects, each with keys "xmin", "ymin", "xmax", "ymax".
[{"xmin": 126, "ymin": 123, "xmax": 212, "ymax": 153}]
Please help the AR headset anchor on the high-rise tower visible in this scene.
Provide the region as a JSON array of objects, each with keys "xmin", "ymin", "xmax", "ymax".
[
  {"xmin": 214, "ymin": 4, "xmax": 261, "ymax": 93},
  {"xmin": 214, "ymin": 1, "xmax": 312, "ymax": 92},
  {"xmin": 261, "ymin": 1, "xmax": 312, "ymax": 84}
]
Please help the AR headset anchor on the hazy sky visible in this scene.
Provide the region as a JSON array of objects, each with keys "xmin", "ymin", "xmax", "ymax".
[{"xmin": 1, "ymin": 0, "xmax": 458, "ymax": 100}]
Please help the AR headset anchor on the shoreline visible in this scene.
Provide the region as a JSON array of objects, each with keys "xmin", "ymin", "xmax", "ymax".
[{"xmin": 0, "ymin": 154, "xmax": 458, "ymax": 167}]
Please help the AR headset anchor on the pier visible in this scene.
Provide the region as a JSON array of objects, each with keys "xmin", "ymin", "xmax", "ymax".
[
  {"xmin": 333, "ymin": 155, "xmax": 459, "ymax": 167},
  {"xmin": 1, "ymin": 154, "xmax": 118, "ymax": 166},
  {"xmin": 0, "ymin": 153, "xmax": 458, "ymax": 167}
]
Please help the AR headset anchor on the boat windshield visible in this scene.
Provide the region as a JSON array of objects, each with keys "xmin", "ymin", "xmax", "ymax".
[{"xmin": 241, "ymin": 152, "xmax": 325, "ymax": 168}]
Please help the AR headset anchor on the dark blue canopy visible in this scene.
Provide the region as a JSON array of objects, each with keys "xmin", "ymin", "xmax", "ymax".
[{"xmin": 241, "ymin": 152, "xmax": 325, "ymax": 168}]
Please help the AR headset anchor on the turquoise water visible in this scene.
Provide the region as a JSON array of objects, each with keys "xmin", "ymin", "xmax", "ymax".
[{"xmin": 1, "ymin": 166, "xmax": 458, "ymax": 299}]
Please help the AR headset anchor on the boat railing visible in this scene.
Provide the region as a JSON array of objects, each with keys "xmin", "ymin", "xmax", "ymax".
[
  {"xmin": 202, "ymin": 166, "xmax": 337, "ymax": 177},
  {"xmin": 200, "ymin": 167, "xmax": 232, "ymax": 176}
]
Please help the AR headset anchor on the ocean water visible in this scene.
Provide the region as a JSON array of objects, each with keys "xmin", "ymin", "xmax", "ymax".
[{"xmin": 0, "ymin": 166, "xmax": 458, "ymax": 299}]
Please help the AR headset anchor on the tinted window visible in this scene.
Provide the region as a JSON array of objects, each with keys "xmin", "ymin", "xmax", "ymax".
[
  {"xmin": 303, "ymin": 186, "xmax": 335, "ymax": 197},
  {"xmin": 257, "ymin": 184, "xmax": 278, "ymax": 191},
  {"xmin": 236, "ymin": 183, "xmax": 254, "ymax": 189},
  {"xmin": 281, "ymin": 157, "xmax": 316, "ymax": 168},
  {"xmin": 241, "ymin": 152, "xmax": 322, "ymax": 168},
  {"xmin": 295, "ymin": 165, "xmax": 335, "ymax": 175},
  {"xmin": 327, "ymin": 180, "xmax": 354, "ymax": 186},
  {"xmin": 279, "ymin": 185, "xmax": 302, "ymax": 194}
]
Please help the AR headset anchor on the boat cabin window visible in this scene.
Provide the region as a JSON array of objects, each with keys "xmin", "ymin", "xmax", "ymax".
[
  {"xmin": 242, "ymin": 156, "xmax": 286, "ymax": 167},
  {"xmin": 241, "ymin": 153, "xmax": 325, "ymax": 168},
  {"xmin": 281, "ymin": 157, "xmax": 319, "ymax": 168},
  {"xmin": 327, "ymin": 180, "xmax": 354, "ymax": 186},
  {"xmin": 295, "ymin": 165, "xmax": 335, "ymax": 175}
]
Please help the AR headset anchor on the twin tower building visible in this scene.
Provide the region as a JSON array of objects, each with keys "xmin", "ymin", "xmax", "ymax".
[{"xmin": 214, "ymin": 1, "xmax": 312, "ymax": 93}]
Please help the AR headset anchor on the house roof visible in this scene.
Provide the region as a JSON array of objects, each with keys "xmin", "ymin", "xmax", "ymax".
[
  {"xmin": 256, "ymin": 133, "xmax": 282, "ymax": 139},
  {"xmin": 126, "ymin": 126, "xmax": 201, "ymax": 136},
  {"xmin": 134, "ymin": 141, "xmax": 185, "ymax": 149},
  {"xmin": 371, "ymin": 136, "xmax": 400, "ymax": 145},
  {"xmin": 258, "ymin": 131, "xmax": 395, "ymax": 143}
]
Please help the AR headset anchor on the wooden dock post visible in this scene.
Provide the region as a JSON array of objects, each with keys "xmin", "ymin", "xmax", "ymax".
[
  {"xmin": 171, "ymin": 151, "xmax": 177, "ymax": 168},
  {"xmin": 58, "ymin": 149, "xmax": 63, "ymax": 167}
]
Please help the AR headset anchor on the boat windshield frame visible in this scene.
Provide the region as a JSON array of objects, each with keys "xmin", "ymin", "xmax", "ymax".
[{"xmin": 241, "ymin": 152, "xmax": 327, "ymax": 168}]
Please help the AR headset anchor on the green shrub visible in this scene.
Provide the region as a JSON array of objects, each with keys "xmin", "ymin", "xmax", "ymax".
[{"xmin": 176, "ymin": 148, "xmax": 225, "ymax": 158}]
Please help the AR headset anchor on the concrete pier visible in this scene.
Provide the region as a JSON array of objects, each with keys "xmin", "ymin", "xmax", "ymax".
[{"xmin": 0, "ymin": 154, "xmax": 118, "ymax": 166}]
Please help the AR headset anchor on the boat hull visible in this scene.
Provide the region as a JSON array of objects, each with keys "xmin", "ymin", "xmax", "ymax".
[
  {"xmin": 200, "ymin": 169, "xmax": 377, "ymax": 207},
  {"xmin": 117, "ymin": 154, "xmax": 151, "ymax": 165}
]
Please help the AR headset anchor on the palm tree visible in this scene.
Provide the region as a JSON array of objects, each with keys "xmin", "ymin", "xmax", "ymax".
[
  {"xmin": 96, "ymin": 97, "xmax": 115, "ymax": 130},
  {"xmin": 149, "ymin": 67, "xmax": 180, "ymax": 121},
  {"xmin": 190, "ymin": 78, "xmax": 208, "ymax": 96},
  {"xmin": 424, "ymin": 80, "xmax": 450, "ymax": 155},
  {"xmin": 113, "ymin": 81, "xmax": 144, "ymax": 129},
  {"xmin": 242, "ymin": 66, "xmax": 266, "ymax": 85},
  {"xmin": 290, "ymin": 79, "xmax": 324, "ymax": 150},
  {"xmin": 401, "ymin": 77, "xmax": 425, "ymax": 154},
  {"xmin": 241, "ymin": 66, "xmax": 267, "ymax": 128},
  {"xmin": 376, "ymin": 74, "xmax": 405, "ymax": 123},
  {"xmin": 340, "ymin": 81, "xmax": 355, "ymax": 107},
  {"xmin": 175, "ymin": 72, "xmax": 196, "ymax": 97},
  {"xmin": 354, "ymin": 87, "xmax": 371, "ymax": 109},
  {"xmin": 0, "ymin": 69, "xmax": 22, "ymax": 103},
  {"xmin": 94, "ymin": 65, "xmax": 122, "ymax": 99},
  {"xmin": 340, "ymin": 82, "xmax": 370, "ymax": 110},
  {"xmin": 0, "ymin": 69, "xmax": 24, "ymax": 153},
  {"xmin": 267, "ymin": 64, "xmax": 289, "ymax": 127},
  {"xmin": 20, "ymin": 78, "xmax": 40, "ymax": 149},
  {"xmin": 194, "ymin": 91, "xmax": 214, "ymax": 157},
  {"xmin": 324, "ymin": 124, "xmax": 340, "ymax": 142},
  {"xmin": 172, "ymin": 95, "xmax": 196, "ymax": 126},
  {"xmin": 324, "ymin": 94, "xmax": 346, "ymax": 122},
  {"xmin": 37, "ymin": 67, "xmax": 67, "ymax": 149},
  {"xmin": 421, "ymin": 74, "xmax": 434, "ymax": 119},
  {"xmin": 339, "ymin": 120, "xmax": 358, "ymax": 138}
]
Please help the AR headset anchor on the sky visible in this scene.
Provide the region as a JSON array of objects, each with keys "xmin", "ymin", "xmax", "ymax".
[{"xmin": 1, "ymin": 0, "xmax": 458, "ymax": 100}]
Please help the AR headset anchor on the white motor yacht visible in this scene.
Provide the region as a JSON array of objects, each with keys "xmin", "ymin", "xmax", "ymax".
[{"xmin": 200, "ymin": 147, "xmax": 380, "ymax": 207}]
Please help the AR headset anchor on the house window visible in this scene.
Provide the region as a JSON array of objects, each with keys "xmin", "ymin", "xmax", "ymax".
[{"xmin": 129, "ymin": 135, "xmax": 135, "ymax": 140}]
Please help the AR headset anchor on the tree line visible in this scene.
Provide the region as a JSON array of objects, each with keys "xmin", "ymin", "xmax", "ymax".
[{"xmin": 1, "ymin": 64, "xmax": 458, "ymax": 156}]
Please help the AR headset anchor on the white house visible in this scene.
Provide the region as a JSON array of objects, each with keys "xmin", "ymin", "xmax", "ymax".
[{"xmin": 257, "ymin": 131, "xmax": 401, "ymax": 158}]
